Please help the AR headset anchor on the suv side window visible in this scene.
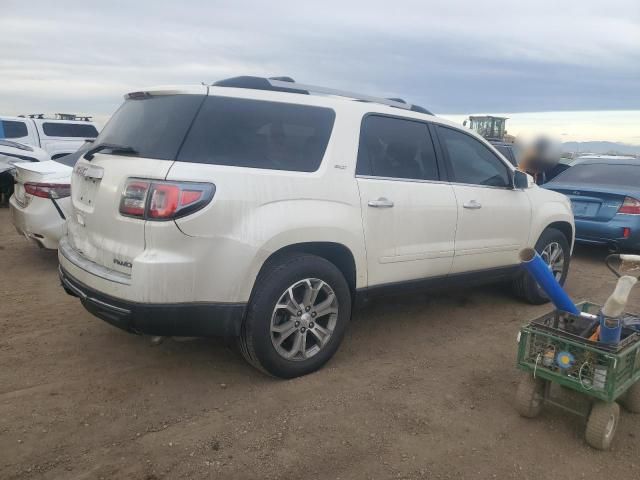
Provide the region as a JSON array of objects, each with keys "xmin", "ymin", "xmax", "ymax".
[
  {"xmin": 356, "ymin": 115, "xmax": 439, "ymax": 181},
  {"xmin": 437, "ymin": 126, "xmax": 511, "ymax": 187},
  {"xmin": 0, "ymin": 120, "xmax": 28, "ymax": 139},
  {"xmin": 493, "ymin": 144, "xmax": 517, "ymax": 166},
  {"xmin": 178, "ymin": 96, "xmax": 335, "ymax": 172}
]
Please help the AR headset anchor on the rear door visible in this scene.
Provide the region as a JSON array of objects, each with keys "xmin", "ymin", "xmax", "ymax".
[
  {"xmin": 435, "ymin": 125, "xmax": 531, "ymax": 273},
  {"xmin": 356, "ymin": 115, "xmax": 457, "ymax": 286},
  {"xmin": 66, "ymin": 88, "xmax": 207, "ymax": 276}
]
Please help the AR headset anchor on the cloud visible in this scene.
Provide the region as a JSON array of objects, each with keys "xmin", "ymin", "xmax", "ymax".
[{"xmin": 1, "ymin": 0, "xmax": 639, "ymax": 119}]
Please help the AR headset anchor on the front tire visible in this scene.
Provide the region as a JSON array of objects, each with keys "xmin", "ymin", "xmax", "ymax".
[
  {"xmin": 585, "ymin": 402, "xmax": 619, "ymax": 450},
  {"xmin": 239, "ymin": 253, "xmax": 351, "ymax": 378},
  {"xmin": 513, "ymin": 227, "xmax": 571, "ymax": 305}
]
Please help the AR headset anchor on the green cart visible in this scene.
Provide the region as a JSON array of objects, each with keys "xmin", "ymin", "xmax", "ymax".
[{"xmin": 516, "ymin": 302, "xmax": 640, "ymax": 450}]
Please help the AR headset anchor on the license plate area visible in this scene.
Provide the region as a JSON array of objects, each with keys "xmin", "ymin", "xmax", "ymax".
[
  {"xmin": 571, "ymin": 200, "xmax": 599, "ymax": 218},
  {"xmin": 75, "ymin": 176, "xmax": 101, "ymax": 208},
  {"xmin": 72, "ymin": 163, "xmax": 104, "ymax": 210}
]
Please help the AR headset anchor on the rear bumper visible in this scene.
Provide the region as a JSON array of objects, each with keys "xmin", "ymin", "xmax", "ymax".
[
  {"xmin": 9, "ymin": 195, "xmax": 66, "ymax": 249},
  {"xmin": 59, "ymin": 266, "xmax": 246, "ymax": 337},
  {"xmin": 575, "ymin": 216, "xmax": 640, "ymax": 250}
]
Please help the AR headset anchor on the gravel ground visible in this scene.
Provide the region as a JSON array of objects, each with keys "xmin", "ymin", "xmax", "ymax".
[{"xmin": 1, "ymin": 207, "xmax": 639, "ymax": 479}]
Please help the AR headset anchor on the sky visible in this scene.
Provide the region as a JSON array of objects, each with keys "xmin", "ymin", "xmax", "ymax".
[{"xmin": 1, "ymin": 0, "xmax": 639, "ymax": 143}]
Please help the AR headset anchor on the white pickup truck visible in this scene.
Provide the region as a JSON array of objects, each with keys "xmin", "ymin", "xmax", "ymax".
[{"xmin": 0, "ymin": 115, "xmax": 99, "ymax": 159}]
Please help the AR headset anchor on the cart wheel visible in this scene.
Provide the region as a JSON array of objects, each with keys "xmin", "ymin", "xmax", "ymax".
[
  {"xmin": 620, "ymin": 382, "xmax": 640, "ymax": 413},
  {"xmin": 515, "ymin": 374, "xmax": 545, "ymax": 418},
  {"xmin": 585, "ymin": 402, "xmax": 619, "ymax": 450}
]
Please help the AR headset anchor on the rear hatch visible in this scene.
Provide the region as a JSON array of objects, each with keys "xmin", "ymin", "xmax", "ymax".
[
  {"xmin": 13, "ymin": 160, "xmax": 71, "ymax": 207},
  {"xmin": 66, "ymin": 86, "xmax": 207, "ymax": 276}
]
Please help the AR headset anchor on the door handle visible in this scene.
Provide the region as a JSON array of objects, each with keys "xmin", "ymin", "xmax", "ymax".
[
  {"xmin": 368, "ymin": 197, "xmax": 394, "ymax": 208},
  {"xmin": 463, "ymin": 200, "xmax": 482, "ymax": 209}
]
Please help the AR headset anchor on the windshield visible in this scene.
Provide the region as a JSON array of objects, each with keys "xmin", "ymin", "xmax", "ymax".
[
  {"xmin": 548, "ymin": 163, "xmax": 640, "ymax": 188},
  {"xmin": 94, "ymin": 94, "xmax": 205, "ymax": 160}
]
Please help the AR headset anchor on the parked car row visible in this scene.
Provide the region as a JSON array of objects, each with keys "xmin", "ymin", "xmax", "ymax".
[{"xmin": 4, "ymin": 76, "xmax": 635, "ymax": 377}]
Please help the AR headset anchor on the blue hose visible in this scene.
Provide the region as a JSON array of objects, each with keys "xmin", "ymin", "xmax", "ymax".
[{"xmin": 519, "ymin": 248, "xmax": 579, "ymax": 315}]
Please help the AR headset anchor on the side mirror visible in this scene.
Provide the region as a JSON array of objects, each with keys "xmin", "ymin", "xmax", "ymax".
[{"xmin": 513, "ymin": 170, "xmax": 529, "ymax": 189}]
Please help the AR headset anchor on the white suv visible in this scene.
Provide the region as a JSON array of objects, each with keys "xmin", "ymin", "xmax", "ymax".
[{"xmin": 58, "ymin": 77, "xmax": 574, "ymax": 378}]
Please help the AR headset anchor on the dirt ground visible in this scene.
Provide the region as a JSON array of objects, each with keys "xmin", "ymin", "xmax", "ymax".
[{"xmin": 1, "ymin": 208, "xmax": 639, "ymax": 480}]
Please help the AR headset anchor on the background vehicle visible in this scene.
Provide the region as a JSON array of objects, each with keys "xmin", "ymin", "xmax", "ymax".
[
  {"xmin": 58, "ymin": 77, "xmax": 574, "ymax": 378},
  {"xmin": 0, "ymin": 140, "xmax": 49, "ymax": 204},
  {"xmin": 0, "ymin": 114, "xmax": 99, "ymax": 159},
  {"xmin": 571, "ymin": 154, "xmax": 636, "ymax": 167},
  {"xmin": 544, "ymin": 158, "xmax": 640, "ymax": 251},
  {"xmin": 9, "ymin": 146, "xmax": 88, "ymax": 249},
  {"xmin": 489, "ymin": 140, "xmax": 518, "ymax": 166}
]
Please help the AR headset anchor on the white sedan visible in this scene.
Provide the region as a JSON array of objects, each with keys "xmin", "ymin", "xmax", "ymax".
[{"xmin": 8, "ymin": 148, "xmax": 75, "ymax": 249}]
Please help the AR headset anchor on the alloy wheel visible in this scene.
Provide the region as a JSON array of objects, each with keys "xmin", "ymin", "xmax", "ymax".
[
  {"xmin": 270, "ymin": 278, "xmax": 339, "ymax": 361},
  {"xmin": 540, "ymin": 241, "xmax": 565, "ymax": 281}
]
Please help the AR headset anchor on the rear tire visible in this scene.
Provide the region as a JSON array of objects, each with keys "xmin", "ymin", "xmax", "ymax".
[
  {"xmin": 585, "ymin": 402, "xmax": 619, "ymax": 450},
  {"xmin": 513, "ymin": 228, "xmax": 571, "ymax": 305},
  {"xmin": 515, "ymin": 374, "xmax": 545, "ymax": 418},
  {"xmin": 238, "ymin": 253, "xmax": 351, "ymax": 378}
]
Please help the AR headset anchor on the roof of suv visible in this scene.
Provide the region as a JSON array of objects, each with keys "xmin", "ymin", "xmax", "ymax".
[{"xmin": 129, "ymin": 77, "xmax": 493, "ymax": 147}]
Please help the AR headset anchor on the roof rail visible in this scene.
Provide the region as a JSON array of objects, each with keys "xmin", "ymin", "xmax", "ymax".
[
  {"xmin": 212, "ymin": 76, "xmax": 308, "ymax": 95},
  {"xmin": 212, "ymin": 76, "xmax": 433, "ymax": 115}
]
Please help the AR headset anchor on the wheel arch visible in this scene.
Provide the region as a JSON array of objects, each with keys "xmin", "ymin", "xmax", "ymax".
[
  {"xmin": 255, "ymin": 242, "xmax": 358, "ymax": 296},
  {"xmin": 543, "ymin": 221, "xmax": 574, "ymax": 252}
]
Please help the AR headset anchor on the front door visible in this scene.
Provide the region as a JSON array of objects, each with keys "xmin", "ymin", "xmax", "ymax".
[
  {"xmin": 435, "ymin": 125, "xmax": 531, "ymax": 273},
  {"xmin": 356, "ymin": 115, "xmax": 457, "ymax": 286}
]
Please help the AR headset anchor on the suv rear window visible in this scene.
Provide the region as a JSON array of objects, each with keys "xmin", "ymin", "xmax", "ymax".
[
  {"xmin": 42, "ymin": 122, "xmax": 98, "ymax": 138},
  {"xmin": 178, "ymin": 96, "xmax": 335, "ymax": 172},
  {"xmin": 549, "ymin": 163, "xmax": 640, "ymax": 188},
  {"xmin": 0, "ymin": 120, "xmax": 28, "ymax": 139},
  {"xmin": 94, "ymin": 94, "xmax": 206, "ymax": 161}
]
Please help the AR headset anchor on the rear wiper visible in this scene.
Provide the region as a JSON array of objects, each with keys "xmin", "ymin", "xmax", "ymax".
[{"xmin": 84, "ymin": 143, "xmax": 138, "ymax": 161}]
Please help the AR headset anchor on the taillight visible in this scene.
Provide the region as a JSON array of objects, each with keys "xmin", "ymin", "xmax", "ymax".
[
  {"xmin": 618, "ymin": 197, "xmax": 640, "ymax": 215},
  {"xmin": 120, "ymin": 180, "xmax": 150, "ymax": 217},
  {"xmin": 24, "ymin": 182, "xmax": 71, "ymax": 199},
  {"xmin": 149, "ymin": 184, "xmax": 180, "ymax": 219},
  {"xmin": 119, "ymin": 178, "xmax": 214, "ymax": 220}
]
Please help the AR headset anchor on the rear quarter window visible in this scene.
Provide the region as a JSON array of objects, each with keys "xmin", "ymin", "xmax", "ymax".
[
  {"xmin": 42, "ymin": 122, "xmax": 99, "ymax": 138},
  {"xmin": 94, "ymin": 94, "xmax": 206, "ymax": 161},
  {"xmin": 0, "ymin": 120, "xmax": 29, "ymax": 139},
  {"xmin": 178, "ymin": 96, "xmax": 335, "ymax": 172}
]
